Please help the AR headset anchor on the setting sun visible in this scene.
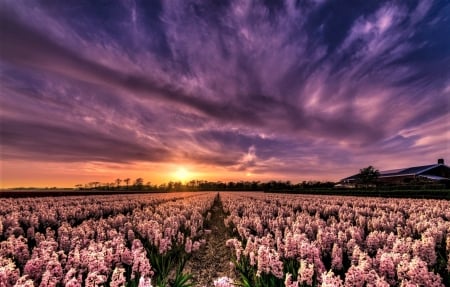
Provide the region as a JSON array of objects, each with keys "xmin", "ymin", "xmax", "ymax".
[{"xmin": 174, "ymin": 167, "xmax": 191, "ymax": 182}]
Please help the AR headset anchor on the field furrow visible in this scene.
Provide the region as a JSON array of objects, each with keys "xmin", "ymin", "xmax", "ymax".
[{"xmin": 184, "ymin": 194, "xmax": 235, "ymax": 285}]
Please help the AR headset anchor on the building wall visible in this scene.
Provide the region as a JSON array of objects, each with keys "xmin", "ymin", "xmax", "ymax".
[{"xmin": 379, "ymin": 175, "xmax": 416, "ymax": 184}]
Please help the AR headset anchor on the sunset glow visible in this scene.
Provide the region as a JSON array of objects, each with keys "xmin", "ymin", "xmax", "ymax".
[
  {"xmin": 174, "ymin": 167, "xmax": 191, "ymax": 182},
  {"xmin": 0, "ymin": 1, "xmax": 448, "ymax": 188}
]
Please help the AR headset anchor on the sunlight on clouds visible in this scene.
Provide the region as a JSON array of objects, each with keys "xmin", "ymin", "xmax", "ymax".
[
  {"xmin": 396, "ymin": 114, "xmax": 450, "ymax": 150},
  {"xmin": 414, "ymin": 125, "xmax": 450, "ymax": 148},
  {"xmin": 82, "ymin": 116, "xmax": 96, "ymax": 124},
  {"xmin": 444, "ymin": 84, "xmax": 450, "ymax": 94},
  {"xmin": 242, "ymin": 145, "xmax": 256, "ymax": 163},
  {"xmin": 398, "ymin": 128, "xmax": 417, "ymax": 138},
  {"xmin": 354, "ymin": 92, "xmax": 388, "ymax": 122},
  {"xmin": 305, "ymin": 92, "xmax": 321, "ymax": 109},
  {"xmin": 376, "ymin": 12, "xmax": 393, "ymax": 34},
  {"xmin": 415, "ymin": 134, "xmax": 449, "ymax": 147}
]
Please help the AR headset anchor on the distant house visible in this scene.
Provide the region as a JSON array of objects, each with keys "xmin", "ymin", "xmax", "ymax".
[{"xmin": 341, "ymin": 159, "xmax": 450, "ymax": 186}]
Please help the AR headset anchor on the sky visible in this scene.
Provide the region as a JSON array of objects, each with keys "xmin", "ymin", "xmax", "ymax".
[{"xmin": 0, "ymin": 0, "xmax": 449, "ymax": 188}]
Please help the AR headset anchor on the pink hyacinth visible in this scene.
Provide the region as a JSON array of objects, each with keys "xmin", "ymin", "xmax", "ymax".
[
  {"xmin": 298, "ymin": 259, "xmax": 314, "ymax": 286},
  {"xmin": 331, "ymin": 243, "xmax": 343, "ymax": 271},
  {"xmin": 284, "ymin": 273, "xmax": 299, "ymax": 287},
  {"xmin": 0, "ymin": 258, "xmax": 20, "ymax": 287},
  {"xmin": 84, "ymin": 271, "xmax": 107, "ymax": 287},
  {"xmin": 138, "ymin": 276, "xmax": 152, "ymax": 287},
  {"xmin": 131, "ymin": 250, "xmax": 153, "ymax": 279},
  {"xmin": 282, "ymin": 231, "xmax": 298, "ymax": 259},
  {"xmin": 412, "ymin": 236, "xmax": 437, "ymax": 266},
  {"xmin": 63, "ymin": 268, "xmax": 77, "ymax": 285},
  {"xmin": 185, "ymin": 237, "xmax": 192, "ymax": 253},
  {"xmin": 13, "ymin": 275, "xmax": 35, "ymax": 287},
  {"xmin": 226, "ymin": 238, "xmax": 243, "ymax": 261},
  {"xmin": 110, "ymin": 267, "xmax": 126, "ymax": 287},
  {"xmin": 40, "ymin": 270, "xmax": 59, "ymax": 287},
  {"xmin": 320, "ymin": 270, "xmax": 343, "ymax": 287},
  {"xmin": 364, "ymin": 269, "xmax": 390, "ymax": 287},
  {"xmin": 121, "ymin": 248, "xmax": 133, "ymax": 265},
  {"xmin": 65, "ymin": 277, "xmax": 82, "ymax": 287},
  {"xmin": 256, "ymin": 245, "xmax": 284, "ymax": 279},
  {"xmin": 192, "ymin": 241, "xmax": 201, "ymax": 252},
  {"xmin": 378, "ymin": 252, "xmax": 396, "ymax": 283},
  {"xmin": 158, "ymin": 237, "xmax": 172, "ymax": 254},
  {"xmin": 1, "ymin": 187, "xmax": 449, "ymax": 287},
  {"xmin": 249, "ymin": 251, "xmax": 256, "ymax": 266},
  {"xmin": 344, "ymin": 266, "xmax": 365, "ymax": 287},
  {"xmin": 405, "ymin": 257, "xmax": 444, "ymax": 287},
  {"xmin": 24, "ymin": 258, "xmax": 44, "ymax": 282}
]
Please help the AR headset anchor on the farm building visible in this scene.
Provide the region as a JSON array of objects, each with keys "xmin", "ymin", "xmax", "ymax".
[{"xmin": 341, "ymin": 159, "xmax": 450, "ymax": 185}]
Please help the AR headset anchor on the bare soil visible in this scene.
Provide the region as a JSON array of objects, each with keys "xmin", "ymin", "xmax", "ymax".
[{"xmin": 184, "ymin": 194, "xmax": 236, "ymax": 286}]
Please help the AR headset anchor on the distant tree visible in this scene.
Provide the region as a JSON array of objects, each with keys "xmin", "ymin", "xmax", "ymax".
[
  {"xmin": 88, "ymin": 181, "xmax": 100, "ymax": 189},
  {"xmin": 75, "ymin": 184, "xmax": 83, "ymax": 190},
  {"xmin": 186, "ymin": 180, "xmax": 197, "ymax": 191},
  {"xmin": 173, "ymin": 181, "xmax": 182, "ymax": 191},
  {"xmin": 357, "ymin": 166, "xmax": 380, "ymax": 187},
  {"xmin": 115, "ymin": 178, "xmax": 122, "ymax": 189},
  {"xmin": 124, "ymin": 178, "xmax": 130, "ymax": 190},
  {"xmin": 134, "ymin": 178, "xmax": 144, "ymax": 190}
]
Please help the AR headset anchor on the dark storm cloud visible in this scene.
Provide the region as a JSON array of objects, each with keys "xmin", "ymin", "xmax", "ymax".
[
  {"xmin": 0, "ymin": 7, "xmax": 264, "ymax": 125},
  {"xmin": 1, "ymin": 0, "xmax": 449, "ymax": 177},
  {"xmin": 0, "ymin": 72, "xmax": 172, "ymax": 163},
  {"xmin": 1, "ymin": 117, "xmax": 171, "ymax": 163}
]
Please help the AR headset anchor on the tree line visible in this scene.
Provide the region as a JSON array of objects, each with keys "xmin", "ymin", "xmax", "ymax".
[{"xmin": 74, "ymin": 178, "xmax": 336, "ymax": 192}]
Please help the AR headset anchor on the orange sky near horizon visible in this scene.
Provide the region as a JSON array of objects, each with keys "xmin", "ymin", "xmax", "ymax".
[
  {"xmin": 0, "ymin": 159, "xmax": 341, "ymax": 189},
  {"xmin": 2, "ymin": 152, "xmax": 447, "ymax": 189}
]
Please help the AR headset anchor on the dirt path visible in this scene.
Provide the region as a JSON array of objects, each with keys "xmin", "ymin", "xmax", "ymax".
[{"xmin": 184, "ymin": 193, "xmax": 235, "ymax": 286}]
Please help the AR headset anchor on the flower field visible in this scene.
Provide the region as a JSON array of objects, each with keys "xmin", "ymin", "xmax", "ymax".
[
  {"xmin": 0, "ymin": 192, "xmax": 449, "ymax": 286},
  {"xmin": 0, "ymin": 192, "xmax": 216, "ymax": 287},
  {"xmin": 222, "ymin": 192, "xmax": 450, "ymax": 287}
]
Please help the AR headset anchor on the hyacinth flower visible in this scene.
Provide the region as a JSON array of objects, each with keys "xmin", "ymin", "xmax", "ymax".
[
  {"xmin": 2, "ymin": 192, "xmax": 450, "ymax": 286},
  {"xmin": 84, "ymin": 271, "xmax": 107, "ymax": 287},
  {"xmin": 320, "ymin": 270, "xmax": 343, "ymax": 287},
  {"xmin": 110, "ymin": 267, "xmax": 126, "ymax": 287},
  {"xmin": 0, "ymin": 193, "xmax": 217, "ymax": 286},
  {"xmin": 220, "ymin": 192, "xmax": 449, "ymax": 286},
  {"xmin": 138, "ymin": 276, "xmax": 152, "ymax": 287},
  {"xmin": 12, "ymin": 275, "xmax": 34, "ymax": 287},
  {"xmin": 0, "ymin": 257, "xmax": 20, "ymax": 287},
  {"xmin": 298, "ymin": 259, "xmax": 314, "ymax": 286},
  {"xmin": 284, "ymin": 273, "xmax": 298, "ymax": 287}
]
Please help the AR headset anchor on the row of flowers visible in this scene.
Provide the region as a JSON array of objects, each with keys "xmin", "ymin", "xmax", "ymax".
[
  {"xmin": 0, "ymin": 192, "xmax": 217, "ymax": 286},
  {"xmin": 0, "ymin": 193, "xmax": 206, "ymax": 239},
  {"xmin": 221, "ymin": 192, "xmax": 450, "ymax": 287}
]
